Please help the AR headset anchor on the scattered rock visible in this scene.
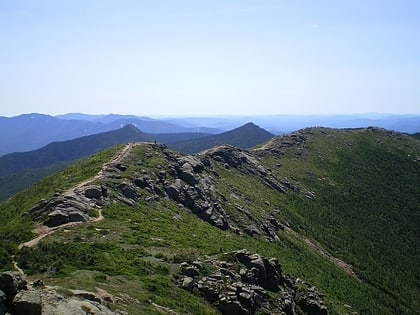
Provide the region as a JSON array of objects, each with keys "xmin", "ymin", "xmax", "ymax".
[
  {"xmin": 295, "ymin": 281, "xmax": 328, "ymax": 315},
  {"xmin": 176, "ymin": 251, "xmax": 328, "ymax": 315},
  {"xmin": 304, "ymin": 191, "xmax": 316, "ymax": 200}
]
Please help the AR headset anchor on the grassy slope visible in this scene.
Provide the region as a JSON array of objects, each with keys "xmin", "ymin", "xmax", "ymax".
[
  {"xmin": 0, "ymin": 161, "xmax": 70, "ymax": 201},
  {"xmin": 411, "ymin": 132, "xmax": 420, "ymax": 140},
  {"xmin": 258, "ymin": 127, "xmax": 420, "ymax": 313},
  {"xmin": 0, "ymin": 128, "xmax": 419, "ymax": 314},
  {"xmin": 0, "ymin": 146, "xmax": 123, "ymax": 269}
]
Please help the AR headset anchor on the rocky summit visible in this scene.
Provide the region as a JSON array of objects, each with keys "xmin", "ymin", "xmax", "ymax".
[{"xmin": 0, "ymin": 127, "xmax": 419, "ymax": 314}]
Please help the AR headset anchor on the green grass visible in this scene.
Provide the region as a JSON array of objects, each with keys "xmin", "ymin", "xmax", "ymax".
[
  {"xmin": 259, "ymin": 128, "xmax": 420, "ymax": 313},
  {"xmin": 0, "ymin": 145, "xmax": 123, "ymax": 270}
]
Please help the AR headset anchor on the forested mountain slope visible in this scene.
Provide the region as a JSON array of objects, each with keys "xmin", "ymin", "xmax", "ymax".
[{"xmin": 0, "ymin": 127, "xmax": 418, "ymax": 314}]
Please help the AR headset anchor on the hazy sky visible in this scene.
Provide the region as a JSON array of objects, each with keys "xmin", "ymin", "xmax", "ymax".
[{"xmin": 1, "ymin": 0, "xmax": 419, "ymax": 117}]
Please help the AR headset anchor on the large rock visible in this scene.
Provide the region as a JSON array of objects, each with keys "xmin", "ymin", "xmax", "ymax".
[
  {"xmin": 295, "ymin": 282, "xmax": 328, "ymax": 315},
  {"xmin": 0, "ymin": 272, "xmax": 27, "ymax": 301},
  {"xmin": 204, "ymin": 145, "xmax": 249, "ymax": 168},
  {"xmin": 27, "ymin": 187, "xmax": 104, "ymax": 228},
  {"xmin": 68, "ymin": 211, "xmax": 89, "ymax": 223},
  {"xmin": 47, "ymin": 209, "xmax": 70, "ymax": 227},
  {"xmin": 118, "ymin": 182, "xmax": 138, "ymax": 200},
  {"xmin": 177, "ymin": 156, "xmax": 204, "ymax": 173},
  {"xmin": 165, "ymin": 184, "xmax": 183, "ymax": 202},
  {"xmin": 84, "ymin": 186, "xmax": 103, "ymax": 199},
  {"xmin": 4, "ymin": 280, "xmax": 117, "ymax": 315},
  {"xmin": 13, "ymin": 290, "xmax": 42, "ymax": 315},
  {"xmin": 178, "ymin": 162, "xmax": 199, "ymax": 185}
]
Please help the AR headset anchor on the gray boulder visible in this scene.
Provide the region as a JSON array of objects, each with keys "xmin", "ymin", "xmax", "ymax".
[
  {"xmin": 179, "ymin": 276, "xmax": 195, "ymax": 292},
  {"xmin": 118, "ymin": 182, "xmax": 138, "ymax": 200},
  {"xmin": 178, "ymin": 162, "xmax": 198, "ymax": 185},
  {"xmin": 84, "ymin": 186, "xmax": 103, "ymax": 199},
  {"xmin": 295, "ymin": 282, "xmax": 328, "ymax": 315},
  {"xmin": 13, "ymin": 290, "xmax": 42, "ymax": 315},
  {"xmin": 0, "ymin": 272, "xmax": 27, "ymax": 301},
  {"xmin": 47, "ymin": 209, "xmax": 70, "ymax": 227}
]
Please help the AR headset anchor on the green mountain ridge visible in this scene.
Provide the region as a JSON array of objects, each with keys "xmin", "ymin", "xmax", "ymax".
[
  {"xmin": 0, "ymin": 126, "xmax": 419, "ymax": 314},
  {"xmin": 168, "ymin": 122, "xmax": 274, "ymax": 154},
  {"xmin": 0, "ymin": 124, "xmax": 151, "ymax": 177},
  {"xmin": 0, "ymin": 123, "xmax": 272, "ymax": 202}
]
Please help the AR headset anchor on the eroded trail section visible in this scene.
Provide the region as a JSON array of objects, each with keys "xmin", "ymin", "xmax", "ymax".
[
  {"xmin": 284, "ymin": 226, "xmax": 361, "ymax": 281},
  {"xmin": 69, "ymin": 141, "xmax": 136, "ymax": 191},
  {"xmin": 19, "ymin": 142, "xmax": 140, "ymax": 249}
]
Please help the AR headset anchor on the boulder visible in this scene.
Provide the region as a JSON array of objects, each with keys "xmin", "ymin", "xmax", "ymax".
[
  {"xmin": 243, "ymin": 224, "xmax": 260, "ymax": 236},
  {"xmin": 47, "ymin": 209, "xmax": 69, "ymax": 227},
  {"xmin": 295, "ymin": 283, "xmax": 328, "ymax": 315},
  {"xmin": 179, "ymin": 276, "xmax": 195, "ymax": 292},
  {"xmin": 263, "ymin": 178, "xmax": 287, "ymax": 194},
  {"xmin": 68, "ymin": 211, "xmax": 89, "ymax": 223},
  {"xmin": 165, "ymin": 184, "xmax": 182, "ymax": 202},
  {"xmin": 178, "ymin": 162, "xmax": 198, "ymax": 185},
  {"xmin": 13, "ymin": 290, "xmax": 42, "ymax": 315},
  {"xmin": 219, "ymin": 298, "xmax": 249, "ymax": 315},
  {"xmin": 71, "ymin": 290, "xmax": 101, "ymax": 303},
  {"xmin": 180, "ymin": 266, "xmax": 199, "ymax": 278},
  {"xmin": 114, "ymin": 163, "xmax": 127, "ymax": 171},
  {"xmin": 84, "ymin": 186, "xmax": 103, "ymax": 199},
  {"xmin": 134, "ymin": 176, "xmax": 150, "ymax": 189},
  {"xmin": 177, "ymin": 156, "xmax": 204, "ymax": 172},
  {"xmin": 118, "ymin": 183, "xmax": 137, "ymax": 200},
  {"xmin": 261, "ymin": 258, "xmax": 282, "ymax": 291},
  {"xmin": 0, "ymin": 272, "xmax": 27, "ymax": 301},
  {"xmin": 205, "ymin": 145, "xmax": 249, "ymax": 168}
]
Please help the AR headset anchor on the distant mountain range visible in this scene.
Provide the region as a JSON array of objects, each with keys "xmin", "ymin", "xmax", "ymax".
[
  {"xmin": 0, "ymin": 123, "xmax": 273, "ymax": 201},
  {"xmin": 0, "ymin": 113, "xmax": 218, "ymax": 156},
  {"xmin": 0, "ymin": 125, "xmax": 150, "ymax": 177},
  {"xmin": 1, "ymin": 113, "xmax": 419, "ymax": 156}
]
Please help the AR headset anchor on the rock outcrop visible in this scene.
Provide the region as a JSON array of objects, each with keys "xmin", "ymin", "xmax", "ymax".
[
  {"xmin": 24, "ymin": 143, "xmax": 300, "ymax": 239},
  {"xmin": 0, "ymin": 271, "xmax": 116, "ymax": 315},
  {"xmin": 27, "ymin": 184, "xmax": 108, "ymax": 227},
  {"xmin": 177, "ymin": 250, "xmax": 328, "ymax": 315}
]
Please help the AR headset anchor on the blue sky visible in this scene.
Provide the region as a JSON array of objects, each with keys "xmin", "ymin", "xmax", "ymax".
[{"xmin": 1, "ymin": 0, "xmax": 419, "ymax": 116}]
